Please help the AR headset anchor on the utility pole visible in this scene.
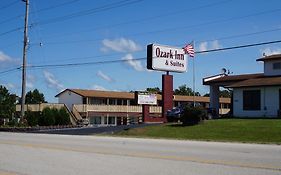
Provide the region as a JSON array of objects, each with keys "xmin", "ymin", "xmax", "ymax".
[{"xmin": 20, "ymin": 0, "xmax": 29, "ymax": 120}]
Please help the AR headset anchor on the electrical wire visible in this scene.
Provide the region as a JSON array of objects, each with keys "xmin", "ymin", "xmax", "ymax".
[
  {"xmin": 25, "ymin": 39, "xmax": 281, "ymax": 70},
  {"xmin": 0, "ymin": 67, "xmax": 21, "ymax": 77},
  {"xmin": 31, "ymin": 0, "xmax": 143, "ymax": 27},
  {"xmin": 1, "ymin": 39, "xmax": 281, "ymax": 76},
  {"xmin": 30, "ymin": 7, "xmax": 281, "ymax": 46},
  {"xmin": 195, "ymin": 39, "xmax": 281, "ymax": 54},
  {"xmin": 0, "ymin": 0, "xmax": 143, "ymax": 37},
  {"xmin": 0, "ymin": 0, "xmax": 18, "ymax": 10},
  {"xmin": 0, "ymin": 0, "xmax": 81, "ymax": 25}
]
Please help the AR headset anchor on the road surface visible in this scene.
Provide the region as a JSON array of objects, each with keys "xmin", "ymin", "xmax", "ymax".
[{"xmin": 0, "ymin": 132, "xmax": 280, "ymax": 175}]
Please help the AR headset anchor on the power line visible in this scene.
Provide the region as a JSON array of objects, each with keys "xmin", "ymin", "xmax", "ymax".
[
  {"xmin": 0, "ymin": 67, "xmax": 21, "ymax": 77},
  {"xmin": 0, "ymin": 0, "xmax": 143, "ymax": 37},
  {"xmin": 27, "ymin": 39, "xmax": 281, "ymax": 70},
  {"xmin": 1, "ymin": 39, "xmax": 281, "ymax": 75},
  {"xmin": 0, "ymin": 0, "xmax": 18, "ymax": 10},
  {"xmin": 0, "ymin": 27, "xmax": 23, "ymax": 37},
  {"xmin": 31, "ymin": 7, "xmax": 281, "ymax": 46},
  {"xmin": 31, "ymin": 0, "xmax": 143, "ymax": 27},
  {"xmin": 196, "ymin": 39, "xmax": 281, "ymax": 54},
  {"xmin": 0, "ymin": 0, "xmax": 81, "ymax": 25},
  {"xmin": 27, "ymin": 57, "xmax": 146, "ymax": 69}
]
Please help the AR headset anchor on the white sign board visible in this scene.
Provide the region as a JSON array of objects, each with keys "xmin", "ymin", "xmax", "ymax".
[
  {"xmin": 137, "ymin": 93, "xmax": 157, "ymax": 105},
  {"xmin": 147, "ymin": 44, "xmax": 187, "ymax": 73}
]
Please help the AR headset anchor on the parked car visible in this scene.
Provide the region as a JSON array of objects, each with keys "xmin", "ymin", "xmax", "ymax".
[{"xmin": 166, "ymin": 105, "xmax": 185, "ymax": 121}]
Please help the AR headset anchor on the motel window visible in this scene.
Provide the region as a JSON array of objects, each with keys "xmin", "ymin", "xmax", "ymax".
[
  {"xmin": 90, "ymin": 98, "xmax": 106, "ymax": 105},
  {"xmin": 123, "ymin": 100, "xmax": 128, "ymax": 106},
  {"xmin": 108, "ymin": 117, "xmax": 116, "ymax": 125},
  {"xmin": 90, "ymin": 117, "xmax": 101, "ymax": 125},
  {"xmin": 109, "ymin": 99, "xmax": 116, "ymax": 105},
  {"xmin": 243, "ymin": 90, "xmax": 261, "ymax": 110},
  {"xmin": 129, "ymin": 99, "xmax": 137, "ymax": 105},
  {"xmin": 222, "ymin": 103, "xmax": 229, "ymax": 109},
  {"xmin": 117, "ymin": 99, "xmax": 122, "ymax": 105},
  {"xmin": 273, "ymin": 62, "xmax": 281, "ymax": 70}
]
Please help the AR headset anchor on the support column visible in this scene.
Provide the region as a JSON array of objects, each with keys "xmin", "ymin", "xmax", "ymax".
[
  {"xmin": 210, "ymin": 85, "xmax": 220, "ymax": 118},
  {"xmin": 142, "ymin": 104, "xmax": 149, "ymax": 123},
  {"xmin": 162, "ymin": 74, "xmax": 173, "ymax": 122}
]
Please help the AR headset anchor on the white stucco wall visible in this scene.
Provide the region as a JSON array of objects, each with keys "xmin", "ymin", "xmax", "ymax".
[
  {"xmin": 233, "ymin": 86, "xmax": 281, "ymax": 117},
  {"xmin": 264, "ymin": 60, "xmax": 281, "ymax": 76},
  {"xmin": 58, "ymin": 90, "xmax": 83, "ymax": 110}
]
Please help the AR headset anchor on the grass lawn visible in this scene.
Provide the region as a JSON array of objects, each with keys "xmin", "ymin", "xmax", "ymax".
[{"xmin": 114, "ymin": 119, "xmax": 281, "ymax": 144}]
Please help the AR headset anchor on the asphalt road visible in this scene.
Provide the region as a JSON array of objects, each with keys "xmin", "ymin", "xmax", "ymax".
[{"xmin": 0, "ymin": 132, "xmax": 280, "ymax": 175}]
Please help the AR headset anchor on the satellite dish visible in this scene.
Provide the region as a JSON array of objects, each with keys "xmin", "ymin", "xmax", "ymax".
[{"xmin": 221, "ymin": 68, "xmax": 227, "ymax": 74}]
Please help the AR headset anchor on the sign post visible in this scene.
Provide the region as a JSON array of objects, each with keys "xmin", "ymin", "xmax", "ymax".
[{"xmin": 147, "ymin": 43, "xmax": 188, "ymax": 122}]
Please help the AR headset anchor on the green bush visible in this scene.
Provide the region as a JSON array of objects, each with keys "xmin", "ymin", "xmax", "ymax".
[
  {"xmin": 25, "ymin": 111, "xmax": 40, "ymax": 126},
  {"xmin": 41, "ymin": 107, "xmax": 55, "ymax": 126},
  {"xmin": 180, "ymin": 106, "xmax": 206, "ymax": 126},
  {"xmin": 58, "ymin": 108, "xmax": 70, "ymax": 125},
  {"xmin": 25, "ymin": 107, "xmax": 71, "ymax": 126}
]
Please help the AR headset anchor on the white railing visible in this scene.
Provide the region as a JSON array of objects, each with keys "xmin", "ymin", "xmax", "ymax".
[
  {"xmin": 149, "ymin": 106, "xmax": 162, "ymax": 113},
  {"xmin": 72, "ymin": 104, "xmax": 228, "ymax": 115},
  {"xmin": 74, "ymin": 104, "xmax": 143, "ymax": 113}
]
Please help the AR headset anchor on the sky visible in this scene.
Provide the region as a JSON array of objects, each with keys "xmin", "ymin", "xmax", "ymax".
[{"xmin": 1, "ymin": 0, "xmax": 281, "ymax": 102}]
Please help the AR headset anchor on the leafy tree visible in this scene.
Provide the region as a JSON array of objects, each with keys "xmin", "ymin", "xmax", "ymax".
[
  {"xmin": 56, "ymin": 108, "xmax": 70, "ymax": 125},
  {"xmin": 220, "ymin": 90, "xmax": 232, "ymax": 98},
  {"xmin": 40, "ymin": 107, "xmax": 55, "ymax": 126},
  {"xmin": 146, "ymin": 87, "xmax": 161, "ymax": 94},
  {"xmin": 25, "ymin": 89, "xmax": 47, "ymax": 104},
  {"xmin": 26, "ymin": 111, "xmax": 40, "ymax": 126},
  {"xmin": 203, "ymin": 89, "xmax": 232, "ymax": 98},
  {"xmin": 174, "ymin": 84, "xmax": 200, "ymax": 96},
  {"xmin": 0, "ymin": 85, "xmax": 16, "ymax": 119}
]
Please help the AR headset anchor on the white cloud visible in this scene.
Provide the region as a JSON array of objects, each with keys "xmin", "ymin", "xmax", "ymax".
[
  {"xmin": 0, "ymin": 51, "xmax": 20, "ymax": 67},
  {"xmin": 198, "ymin": 40, "xmax": 222, "ymax": 52},
  {"xmin": 26, "ymin": 74, "xmax": 36, "ymax": 89},
  {"xmin": 43, "ymin": 70, "xmax": 63, "ymax": 91},
  {"xmin": 91, "ymin": 84, "xmax": 107, "ymax": 91},
  {"xmin": 122, "ymin": 54, "xmax": 144, "ymax": 71},
  {"xmin": 97, "ymin": 70, "xmax": 114, "ymax": 82},
  {"xmin": 260, "ymin": 47, "xmax": 281, "ymax": 56},
  {"xmin": 0, "ymin": 51, "xmax": 13, "ymax": 62},
  {"xmin": 101, "ymin": 38, "xmax": 142, "ymax": 53},
  {"xmin": 199, "ymin": 42, "xmax": 208, "ymax": 52},
  {"xmin": 2, "ymin": 83, "xmax": 15, "ymax": 90}
]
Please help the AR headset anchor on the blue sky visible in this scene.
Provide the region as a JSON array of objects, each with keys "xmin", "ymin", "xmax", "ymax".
[{"xmin": 1, "ymin": 0, "xmax": 281, "ymax": 102}]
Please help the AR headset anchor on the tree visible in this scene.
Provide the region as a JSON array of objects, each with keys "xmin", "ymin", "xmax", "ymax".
[
  {"xmin": 220, "ymin": 90, "xmax": 232, "ymax": 98},
  {"xmin": 25, "ymin": 89, "xmax": 46, "ymax": 104},
  {"xmin": 203, "ymin": 89, "xmax": 232, "ymax": 98},
  {"xmin": 0, "ymin": 85, "xmax": 16, "ymax": 119},
  {"xmin": 174, "ymin": 84, "xmax": 201, "ymax": 96},
  {"xmin": 146, "ymin": 87, "xmax": 161, "ymax": 94}
]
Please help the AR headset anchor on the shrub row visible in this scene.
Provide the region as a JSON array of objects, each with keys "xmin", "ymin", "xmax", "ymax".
[{"xmin": 26, "ymin": 107, "xmax": 70, "ymax": 126}]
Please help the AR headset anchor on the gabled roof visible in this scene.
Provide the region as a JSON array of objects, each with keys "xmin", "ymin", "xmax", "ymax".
[
  {"xmin": 55, "ymin": 89, "xmax": 135, "ymax": 99},
  {"xmin": 203, "ymin": 73, "xmax": 264, "ymax": 86},
  {"xmin": 256, "ymin": 54, "xmax": 281, "ymax": 62},
  {"xmin": 226, "ymin": 76, "xmax": 281, "ymax": 88}
]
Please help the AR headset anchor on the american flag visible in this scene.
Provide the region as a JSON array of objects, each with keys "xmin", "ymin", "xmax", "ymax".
[{"xmin": 183, "ymin": 43, "xmax": 195, "ymax": 57}]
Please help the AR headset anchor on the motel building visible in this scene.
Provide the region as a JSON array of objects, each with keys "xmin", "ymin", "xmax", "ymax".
[
  {"xmin": 203, "ymin": 54, "xmax": 281, "ymax": 118},
  {"xmin": 54, "ymin": 89, "xmax": 230, "ymax": 126}
]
